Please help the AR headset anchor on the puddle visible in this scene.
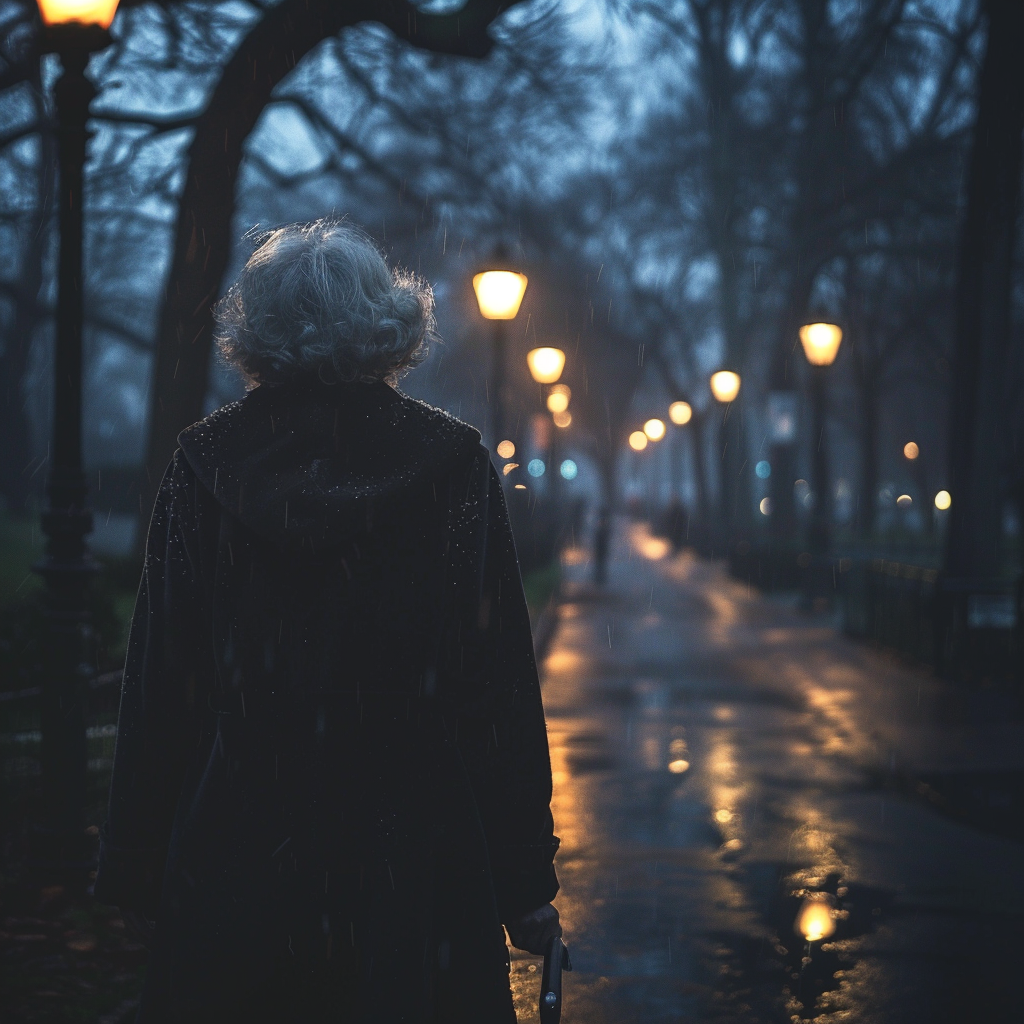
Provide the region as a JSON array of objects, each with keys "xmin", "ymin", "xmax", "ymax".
[{"xmin": 704, "ymin": 866, "xmax": 898, "ymax": 1022}]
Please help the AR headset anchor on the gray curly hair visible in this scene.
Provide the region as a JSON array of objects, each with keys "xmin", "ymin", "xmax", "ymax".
[{"xmin": 215, "ymin": 220, "xmax": 436, "ymax": 385}]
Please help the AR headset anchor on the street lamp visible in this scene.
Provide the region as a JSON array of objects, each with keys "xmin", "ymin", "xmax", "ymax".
[
  {"xmin": 798, "ymin": 321, "xmax": 843, "ymax": 561},
  {"xmin": 526, "ymin": 346, "xmax": 565, "ymax": 384},
  {"xmin": 472, "ymin": 269, "xmax": 528, "ymax": 320},
  {"xmin": 710, "ymin": 370, "xmax": 741, "ymax": 404},
  {"xmin": 526, "ymin": 349, "xmax": 566, "ymax": 504},
  {"xmin": 37, "ymin": 0, "xmax": 119, "ymax": 25},
  {"xmin": 546, "ymin": 384, "xmax": 570, "ymax": 414},
  {"xmin": 669, "ymin": 401, "xmax": 692, "ymax": 425},
  {"xmin": 644, "ymin": 418, "xmax": 666, "ymax": 441},
  {"xmin": 33, "ymin": 0, "xmax": 121, "ymax": 881},
  {"xmin": 798, "ymin": 322, "xmax": 843, "ymax": 366},
  {"xmin": 473, "ymin": 256, "xmax": 528, "ymax": 447}
]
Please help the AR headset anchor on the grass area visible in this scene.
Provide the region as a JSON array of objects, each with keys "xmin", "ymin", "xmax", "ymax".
[
  {"xmin": 0, "ymin": 510, "xmax": 140, "ymax": 695},
  {"xmin": 522, "ymin": 561, "xmax": 561, "ymax": 625},
  {"xmin": 0, "ymin": 511, "xmax": 44, "ymax": 607}
]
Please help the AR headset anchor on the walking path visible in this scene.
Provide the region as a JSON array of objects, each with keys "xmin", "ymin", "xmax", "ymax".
[{"xmin": 511, "ymin": 521, "xmax": 1023, "ymax": 1024}]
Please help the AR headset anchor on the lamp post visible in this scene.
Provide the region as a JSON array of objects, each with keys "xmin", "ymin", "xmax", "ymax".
[
  {"xmin": 473, "ymin": 256, "xmax": 528, "ymax": 449},
  {"xmin": 643, "ymin": 418, "xmax": 667, "ymax": 514},
  {"xmin": 667, "ymin": 401, "xmax": 691, "ymax": 498},
  {"xmin": 527, "ymin": 348, "xmax": 565, "ymax": 504},
  {"xmin": 798, "ymin": 322, "xmax": 843, "ymax": 560},
  {"xmin": 710, "ymin": 370, "xmax": 742, "ymax": 550},
  {"xmin": 33, "ymin": 0, "xmax": 120, "ymax": 880}
]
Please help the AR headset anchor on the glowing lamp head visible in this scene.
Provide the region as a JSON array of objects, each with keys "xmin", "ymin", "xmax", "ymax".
[
  {"xmin": 710, "ymin": 371, "xmax": 741, "ymax": 404},
  {"xmin": 546, "ymin": 384, "xmax": 571, "ymax": 413},
  {"xmin": 644, "ymin": 418, "xmax": 666, "ymax": 441},
  {"xmin": 796, "ymin": 896, "xmax": 837, "ymax": 943},
  {"xmin": 526, "ymin": 347, "xmax": 565, "ymax": 384},
  {"xmin": 37, "ymin": 0, "xmax": 120, "ymax": 25},
  {"xmin": 669, "ymin": 401, "xmax": 692, "ymax": 425},
  {"xmin": 472, "ymin": 271, "xmax": 528, "ymax": 320},
  {"xmin": 934, "ymin": 490, "xmax": 951, "ymax": 511},
  {"xmin": 628, "ymin": 430, "xmax": 649, "ymax": 451},
  {"xmin": 799, "ymin": 322, "xmax": 843, "ymax": 366}
]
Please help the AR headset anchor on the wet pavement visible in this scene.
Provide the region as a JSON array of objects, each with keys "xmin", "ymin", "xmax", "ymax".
[{"xmin": 510, "ymin": 522, "xmax": 1024, "ymax": 1024}]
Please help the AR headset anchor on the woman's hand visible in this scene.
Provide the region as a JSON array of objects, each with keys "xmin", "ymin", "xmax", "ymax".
[{"xmin": 504, "ymin": 903, "xmax": 562, "ymax": 955}]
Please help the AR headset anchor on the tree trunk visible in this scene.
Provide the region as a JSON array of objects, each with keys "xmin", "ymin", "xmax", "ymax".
[
  {"xmin": 137, "ymin": 0, "xmax": 518, "ymax": 555},
  {"xmin": 944, "ymin": 0, "xmax": 1024, "ymax": 581}
]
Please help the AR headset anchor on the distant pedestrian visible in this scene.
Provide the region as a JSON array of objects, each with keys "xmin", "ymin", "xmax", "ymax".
[{"xmin": 94, "ymin": 221, "xmax": 561, "ymax": 1023}]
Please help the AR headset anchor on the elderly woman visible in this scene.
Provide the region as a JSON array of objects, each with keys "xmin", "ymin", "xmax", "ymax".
[{"xmin": 93, "ymin": 221, "xmax": 561, "ymax": 1023}]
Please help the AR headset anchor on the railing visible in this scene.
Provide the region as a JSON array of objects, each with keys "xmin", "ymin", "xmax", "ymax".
[
  {"xmin": 838, "ymin": 558, "xmax": 940, "ymax": 663},
  {"xmin": 722, "ymin": 538, "xmax": 1020, "ymax": 684}
]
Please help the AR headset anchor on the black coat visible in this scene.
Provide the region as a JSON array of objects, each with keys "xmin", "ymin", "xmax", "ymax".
[{"xmin": 93, "ymin": 379, "xmax": 559, "ymax": 1024}]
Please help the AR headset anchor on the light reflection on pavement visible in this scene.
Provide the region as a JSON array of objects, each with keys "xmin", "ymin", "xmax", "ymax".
[{"xmin": 511, "ymin": 522, "xmax": 1024, "ymax": 1023}]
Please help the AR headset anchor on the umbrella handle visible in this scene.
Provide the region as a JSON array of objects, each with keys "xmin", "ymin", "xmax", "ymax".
[{"xmin": 539, "ymin": 936, "xmax": 571, "ymax": 1024}]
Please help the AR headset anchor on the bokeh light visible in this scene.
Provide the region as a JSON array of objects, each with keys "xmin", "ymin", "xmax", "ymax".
[
  {"xmin": 560, "ymin": 459, "xmax": 578, "ymax": 480},
  {"xmin": 644, "ymin": 418, "xmax": 666, "ymax": 441},
  {"xmin": 496, "ymin": 439, "xmax": 515, "ymax": 459},
  {"xmin": 934, "ymin": 490, "xmax": 951, "ymax": 510},
  {"xmin": 904, "ymin": 441, "xmax": 919, "ymax": 460},
  {"xmin": 896, "ymin": 494, "xmax": 912, "ymax": 508},
  {"xmin": 755, "ymin": 460, "xmax": 771, "ymax": 479},
  {"xmin": 796, "ymin": 897, "xmax": 837, "ymax": 942},
  {"xmin": 546, "ymin": 384, "xmax": 571, "ymax": 413},
  {"xmin": 527, "ymin": 459, "xmax": 546, "ymax": 477},
  {"xmin": 553, "ymin": 410, "xmax": 572, "ymax": 428},
  {"xmin": 668, "ymin": 401, "xmax": 692, "ymax": 425},
  {"xmin": 759, "ymin": 497, "xmax": 772, "ymax": 515},
  {"xmin": 629, "ymin": 431, "xmax": 648, "ymax": 451}
]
